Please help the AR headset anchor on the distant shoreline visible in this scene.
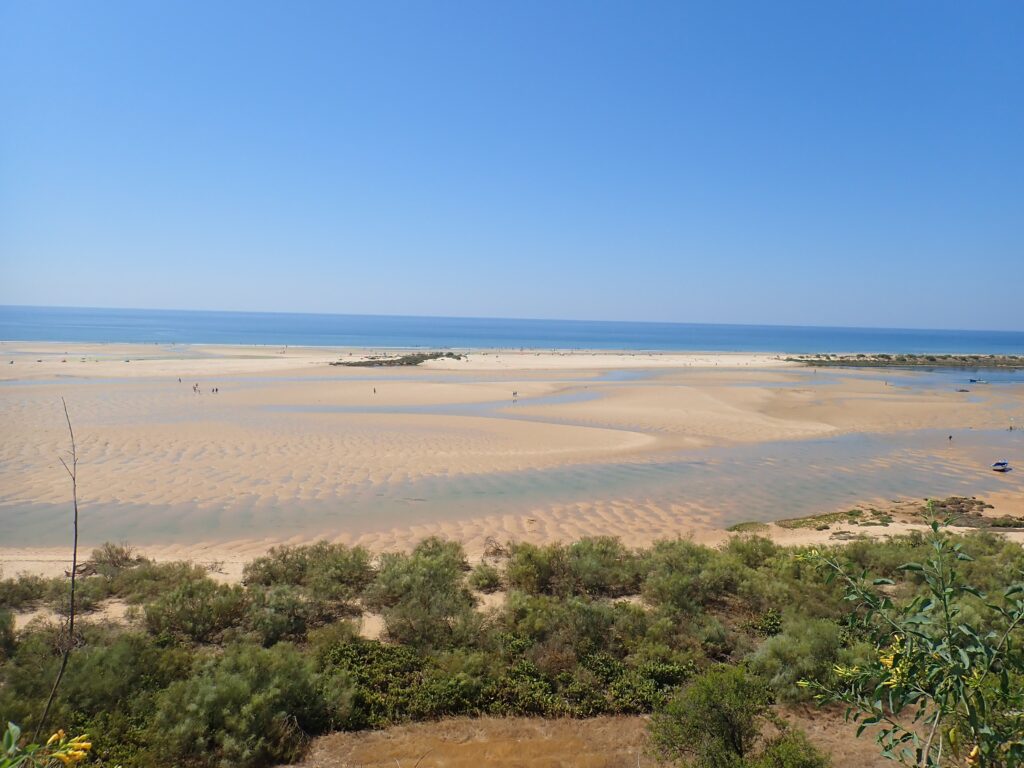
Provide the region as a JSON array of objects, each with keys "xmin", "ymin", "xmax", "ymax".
[{"xmin": 1, "ymin": 339, "xmax": 1022, "ymax": 360}]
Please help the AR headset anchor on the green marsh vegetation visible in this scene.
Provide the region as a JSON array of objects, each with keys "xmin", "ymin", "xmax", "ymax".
[
  {"xmin": 786, "ymin": 353, "xmax": 1024, "ymax": 369},
  {"xmin": 2, "ymin": 522, "xmax": 1023, "ymax": 767},
  {"xmin": 330, "ymin": 351, "xmax": 464, "ymax": 367}
]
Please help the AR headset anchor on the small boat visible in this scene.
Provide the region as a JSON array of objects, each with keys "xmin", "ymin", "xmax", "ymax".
[
  {"xmin": 992, "ymin": 461, "xmax": 1012, "ymax": 473},
  {"xmin": 969, "ymin": 379, "xmax": 989, "ymax": 384}
]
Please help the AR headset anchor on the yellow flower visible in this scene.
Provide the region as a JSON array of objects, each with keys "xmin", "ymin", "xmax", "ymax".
[
  {"xmin": 878, "ymin": 634, "xmax": 904, "ymax": 671},
  {"xmin": 832, "ymin": 664, "xmax": 860, "ymax": 679},
  {"xmin": 46, "ymin": 732, "xmax": 62, "ymax": 747}
]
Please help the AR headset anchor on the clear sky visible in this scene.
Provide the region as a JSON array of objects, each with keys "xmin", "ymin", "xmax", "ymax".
[{"xmin": 1, "ymin": 2, "xmax": 1021, "ymax": 330}]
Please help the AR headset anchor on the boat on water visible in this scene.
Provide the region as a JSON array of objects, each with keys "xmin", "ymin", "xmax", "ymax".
[
  {"xmin": 970, "ymin": 378, "xmax": 989, "ymax": 384},
  {"xmin": 992, "ymin": 461, "xmax": 1013, "ymax": 473}
]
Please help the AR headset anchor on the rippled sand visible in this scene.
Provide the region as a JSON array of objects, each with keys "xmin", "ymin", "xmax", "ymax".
[{"xmin": 2, "ymin": 342, "xmax": 1022, "ymax": 574}]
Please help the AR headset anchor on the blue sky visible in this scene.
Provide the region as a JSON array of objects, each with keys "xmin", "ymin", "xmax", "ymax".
[{"xmin": 1, "ymin": 1, "xmax": 1022, "ymax": 330}]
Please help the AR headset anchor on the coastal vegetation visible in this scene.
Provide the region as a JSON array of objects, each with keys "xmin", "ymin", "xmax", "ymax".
[
  {"xmin": 2, "ymin": 506, "xmax": 1022, "ymax": 767},
  {"xmin": 787, "ymin": 353, "xmax": 1024, "ymax": 369},
  {"xmin": 742, "ymin": 497, "xmax": 1024, "ymax": 535},
  {"xmin": 330, "ymin": 351, "xmax": 464, "ymax": 367}
]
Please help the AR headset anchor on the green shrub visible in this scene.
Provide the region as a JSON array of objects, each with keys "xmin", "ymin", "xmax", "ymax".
[
  {"xmin": 505, "ymin": 537, "xmax": 641, "ymax": 597},
  {"xmin": 502, "ymin": 592, "xmax": 647, "ymax": 661},
  {"xmin": 642, "ymin": 539, "xmax": 737, "ymax": 614},
  {"xmin": 566, "ymin": 537, "xmax": 641, "ymax": 597},
  {"xmin": 148, "ymin": 642, "xmax": 325, "ymax": 767},
  {"xmin": 723, "ymin": 535, "xmax": 781, "ymax": 569},
  {"xmin": 752, "ymin": 730, "xmax": 832, "ymax": 768},
  {"xmin": 59, "ymin": 631, "xmax": 192, "ymax": 717},
  {"xmin": 52, "ymin": 632, "xmax": 194, "ymax": 765},
  {"xmin": 0, "ymin": 610, "xmax": 14, "ymax": 660},
  {"xmin": 0, "ymin": 530, "xmax": 1016, "ymax": 767},
  {"xmin": 109, "ymin": 560, "xmax": 211, "ymax": 603},
  {"xmin": 363, "ymin": 537, "xmax": 476, "ymax": 649},
  {"xmin": 307, "ymin": 620, "xmax": 361, "ymax": 662},
  {"xmin": 484, "ymin": 659, "xmax": 558, "ymax": 716},
  {"xmin": 90, "ymin": 541, "xmax": 147, "ymax": 577},
  {"xmin": 243, "ymin": 541, "xmax": 373, "ymax": 605},
  {"xmin": 144, "ymin": 578, "xmax": 248, "ymax": 644},
  {"xmin": 0, "ymin": 573, "xmax": 52, "ymax": 611},
  {"xmin": 750, "ymin": 619, "xmax": 848, "ymax": 703},
  {"xmin": 468, "ymin": 561, "xmax": 502, "ymax": 593},
  {"xmin": 649, "ymin": 664, "xmax": 771, "ymax": 766},
  {"xmin": 505, "ymin": 542, "xmax": 571, "ymax": 596},
  {"xmin": 746, "ymin": 608, "xmax": 783, "ymax": 638},
  {"xmin": 46, "ymin": 575, "xmax": 110, "ymax": 616},
  {"xmin": 798, "ymin": 523, "xmax": 1024, "ymax": 767},
  {"xmin": 245, "ymin": 585, "xmax": 321, "ymax": 646},
  {"xmin": 319, "ymin": 639, "xmax": 428, "ymax": 728},
  {"xmin": 319, "ymin": 640, "xmax": 495, "ymax": 726}
]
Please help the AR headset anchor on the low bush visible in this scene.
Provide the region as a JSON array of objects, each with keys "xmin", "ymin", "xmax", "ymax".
[
  {"xmin": 148, "ymin": 642, "xmax": 326, "ymax": 768},
  {"xmin": 750, "ymin": 618, "xmax": 851, "ymax": 702},
  {"xmin": 753, "ymin": 730, "xmax": 832, "ymax": 768},
  {"xmin": 0, "ymin": 527, "xmax": 1017, "ymax": 768},
  {"xmin": 319, "ymin": 638, "xmax": 430, "ymax": 729},
  {"xmin": 0, "ymin": 573, "xmax": 52, "ymax": 611},
  {"xmin": 90, "ymin": 541, "xmax": 147, "ymax": 576},
  {"xmin": 363, "ymin": 537, "xmax": 476, "ymax": 649},
  {"xmin": 144, "ymin": 578, "xmax": 248, "ymax": 644},
  {"xmin": 0, "ymin": 610, "xmax": 14, "ymax": 660},
  {"xmin": 243, "ymin": 541, "xmax": 373, "ymax": 606},
  {"xmin": 650, "ymin": 664, "xmax": 830, "ymax": 767},
  {"xmin": 505, "ymin": 537, "xmax": 641, "ymax": 597},
  {"xmin": 641, "ymin": 539, "xmax": 740, "ymax": 614},
  {"xmin": 650, "ymin": 664, "xmax": 772, "ymax": 764},
  {"xmin": 468, "ymin": 561, "xmax": 502, "ymax": 593},
  {"xmin": 46, "ymin": 575, "xmax": 110, "ymax": 616},
  {"xmin": 245, "ymin": 584, "xmax": 322, "ymax": 646},
  {"xmin": 109, "ymin": 560, "xmax": 211, "ymax": 603}
]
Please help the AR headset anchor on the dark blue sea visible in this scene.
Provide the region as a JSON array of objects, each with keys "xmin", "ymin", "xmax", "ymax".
[{"xmin": 2, "ymin": 305, "xmax": 1023, "ymax": 354}]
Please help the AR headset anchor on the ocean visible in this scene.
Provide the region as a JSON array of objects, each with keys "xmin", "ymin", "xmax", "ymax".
[{"xmin": 1, "ymin": 305, "xmax": 1023, "ymax": 354}]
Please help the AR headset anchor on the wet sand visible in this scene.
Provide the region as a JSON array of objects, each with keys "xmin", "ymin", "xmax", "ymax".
[{"xmin": 2, "ymin": 341, "xmax": 1022, "ymax": 576}]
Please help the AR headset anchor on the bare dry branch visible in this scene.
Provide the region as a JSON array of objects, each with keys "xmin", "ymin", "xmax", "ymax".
[{"xmin": 34, "ymin": 397, "xmax": 80, "ymax": 740}]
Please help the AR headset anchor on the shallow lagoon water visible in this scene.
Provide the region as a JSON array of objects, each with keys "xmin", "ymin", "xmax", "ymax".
[
  {"xmin": 2, "ymin": 363, "xmax": 1022, "ymax": 548},
  {"xmin": 3, "ymin": 426, "xmax": 1021, "ymax": 547}
]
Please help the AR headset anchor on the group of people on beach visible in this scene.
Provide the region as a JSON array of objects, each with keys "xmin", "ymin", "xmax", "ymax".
[{"xmin": 180, "ymin": 377, "xmax": 219, "ymax": 394}]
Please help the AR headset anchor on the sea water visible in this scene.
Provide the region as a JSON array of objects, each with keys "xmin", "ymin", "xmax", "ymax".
[{"xmin": 2, "ymin": 305, "xmax": 1023, "ymax": 353}]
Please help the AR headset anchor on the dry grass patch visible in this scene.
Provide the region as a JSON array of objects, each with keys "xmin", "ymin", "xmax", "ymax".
[
  {"xmin": 288, "ymin": 715, "xmax": 648, "ymax": 768},
  {"xmin": 286, "ymin": 710, "xmax": 892, "ymax": 768}
]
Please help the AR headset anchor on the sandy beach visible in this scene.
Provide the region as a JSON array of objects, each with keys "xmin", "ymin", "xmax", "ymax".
[{"xmin": 2, "ymin": 341, "xmax": 1023, "ymax": 577}]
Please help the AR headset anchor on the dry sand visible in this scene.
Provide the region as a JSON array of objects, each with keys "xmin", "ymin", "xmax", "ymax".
[{"xmin": 2, "ymin": 342, "xmax": 1022, "ymax": 575}]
